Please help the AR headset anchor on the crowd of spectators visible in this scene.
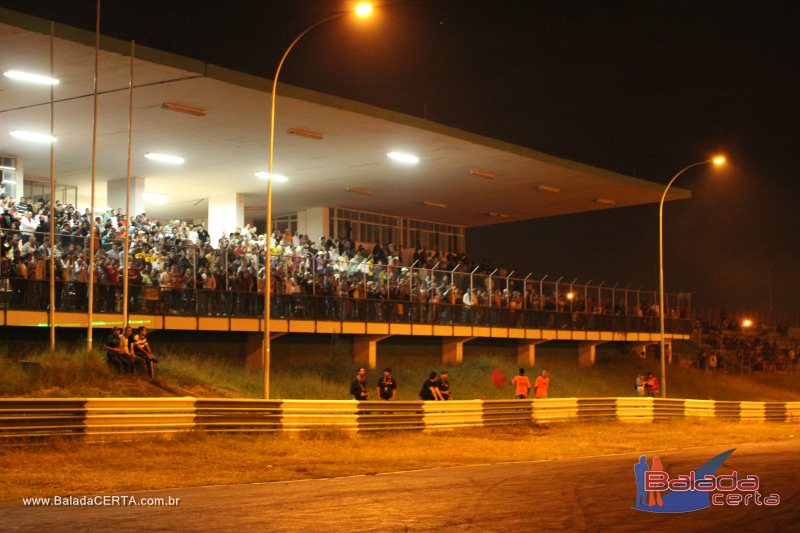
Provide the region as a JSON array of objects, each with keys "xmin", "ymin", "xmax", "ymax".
[
  {"xmin": 1, "ymin": 193, "xmax": 685, "ymax": 328},
  {"xmin": 697, "ymin": 319, "xmax": 799, "ymax": 372}
]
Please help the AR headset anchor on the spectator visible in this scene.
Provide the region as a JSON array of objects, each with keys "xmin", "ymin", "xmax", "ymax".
[
  {"xmin": 132, "ymin": 326, "xmax": 158, "ymax": 378},
  {"xmin": 511, "ymin": 368, "xmax": 531, "ymax": 399},
  {"xmin": 350, "ymin": 367, "xmax": 369, "ymax": 400},
  {"xmin": 534, "ymin": 369, "xmax": 550, "ymax": 398},
  {"xmin": 103, "ymin": 326, "xmax": 133, "ymax": 373},
  {"xmin": 436, "ymin": 370, "xmax": 452, "ymax": 400},
  {"xmin": 376, "ymin": 367, "xmax": 397, "ymax": 401},
  {"xmin": 644, "ymin": 372, "xmax": 660, "ymax": 397},
  {"xmin": 419, "ymin": 371, "xmax": 444, "ymax": 401}
]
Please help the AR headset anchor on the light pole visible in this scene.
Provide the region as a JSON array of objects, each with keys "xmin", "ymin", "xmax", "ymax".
[
  {"xmin": 263, "ymin": 3, "xmax": 374, "ymax": 399},
  {"xmin": 658, "ymin": 155, "xmax": 726, "ymax": 397}
]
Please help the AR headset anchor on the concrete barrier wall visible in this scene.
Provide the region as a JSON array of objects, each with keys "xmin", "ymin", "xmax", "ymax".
[{"xmin": 2, "ymin": 397, "xmax": 800, "ymax": 439}]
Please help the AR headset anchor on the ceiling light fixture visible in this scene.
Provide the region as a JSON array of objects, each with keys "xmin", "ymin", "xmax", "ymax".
[
  {"xmin": 595, "ymin": 198, "xmax": 617, "ymax": 205},
  {"xmin": 145, "ymin": 152, "xmax": 185, "ymax": 164},
  {"xmin": 470, "ymin": 170, "xmax": 496, "ymax": 180},
  {"xmin": 423, "ymin": 201, "xmax": 446, "ymax": 209},
  {"xmin": 255, "ymin": 171, "xmax": 289, "ymax": 183},
  {"xmin": 10, "ymin": 130, "xmax": 57, "ymax": 143},
  {"xmin": 4, "ymin": 70, "xmax": 60, "ymax": 85},
  {"xmin": 288, "ymin": 128, "xmax": 324, "ymax": 140},
  {"xmin": 387, "ymin": 151, "xmax": 419, "ymax": 164},
  {"xmin": 143, "ymin": 192, "xmax": 168, "ymax": 204},
  {"xmin": 537, "ymin": 185, "xmax": 560, "ymax": 194},
  {"xmin": 161, "ymin": 102, "xmax": 206, "ymax": 117},
  {"xmin": 346, "ymin": 187, "xmax": 374, "ymax": 196}
]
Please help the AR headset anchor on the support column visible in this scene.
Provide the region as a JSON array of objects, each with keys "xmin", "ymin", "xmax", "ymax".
[
  {"xmin": 246, "ymin": 332, "xmax": 285, "ymax": 369},
  {"xmin": 107, "ymin": 176, "xmax": 145, "ymax": 217},
  {"xmin": 296, "ymin": 207, "xmax": 330, "ymax": 242},
  {"xmin": 353, "ymin": 335, "xmax": 390, "ymax": 369},
  {"xmin": 442, "ymin": 336, "xmax": 476, "ymax": 365},
  {"xmin": 208, "ymin": 192, "xmax": 245, "ymax": 244},
  {"xmin": 578, "ymin": 342, "xmax": 603, "ymax": 367},
  {"xmin": 516, "ymin": 340, "xmax": 547, "ymax": 367}
]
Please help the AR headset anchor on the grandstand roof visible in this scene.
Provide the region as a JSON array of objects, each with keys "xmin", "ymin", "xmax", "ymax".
[{"xmin": 0, "ymin": 8, "xmax": 689, "ymax": 227}]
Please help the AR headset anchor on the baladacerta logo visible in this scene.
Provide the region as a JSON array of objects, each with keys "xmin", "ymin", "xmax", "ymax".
[{"xmin": 633, "ymin": 449, "xmax": 780, "ymax": 513}]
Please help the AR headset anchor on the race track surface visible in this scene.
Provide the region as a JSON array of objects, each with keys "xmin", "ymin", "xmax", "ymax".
[{"xmin": 3, "ymin": 440, "xmax": 798, "ymax": 532}]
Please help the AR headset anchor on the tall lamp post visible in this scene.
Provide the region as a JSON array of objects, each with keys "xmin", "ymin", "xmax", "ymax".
[
  {"xmin": 659, "ymin": 155, "xmax": 726, "ymax": 397},
  {"xmin": 263, "ymin": 3, "xmax": 375, "ymax": 399}
]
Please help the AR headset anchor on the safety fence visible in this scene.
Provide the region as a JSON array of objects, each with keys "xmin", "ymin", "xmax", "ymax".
[{"xmin": 1, "ymin": 397, "xmax": 798, "ymax": 439}]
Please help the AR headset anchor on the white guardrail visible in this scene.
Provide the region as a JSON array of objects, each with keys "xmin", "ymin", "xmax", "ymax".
[{"xmin": 1, "ymin": 397, "xmax": 799, "ymax": 439}]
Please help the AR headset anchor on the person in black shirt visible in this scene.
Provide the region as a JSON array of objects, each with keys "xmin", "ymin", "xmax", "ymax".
[
  {"xmin": 419, "ymin": 371, "xmax": 444, "ymax": 401},
  {"xmin": 350, "ymin": 367, "xmax": 369, "ymax": 401},
  {"xmin": 436, "ymin": 370, "xmax": 452, "ymax": 400},
  {"xmin": 376, "ymin": 367, "xmax": 397, "ymax": 400}
]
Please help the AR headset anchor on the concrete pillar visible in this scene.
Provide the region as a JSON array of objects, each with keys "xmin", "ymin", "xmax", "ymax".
[
  {"xmin": 296, "ymin": 207, "xmax": 330, "ymax": 242},
  {"xmin": 578, "ymin": 342, "xmax": 603, "ymax": 367},
  {"xmin": 0, "ymin": 155, "xmax": 21, "ymax": 199},
  {"xmin": 107, "ymin": 176, "xmax": 145, "ymax": 217},
  {"xmin": 353, "ymin": 335, "xmax": 390, "ymax": 369},
  {"xmin": 245, "ymin": 332, "xmax": 285, "ymax": 369},
  {"xmin": 442, "ymin": 336, "xmax": 476, "ymax": 365},
  {"xmin": 516, "ymin": 340, "xmax": 547, "ymax": 367},
  {"xmin": 208, "ymin": 192, "xmax": 245, "ymax": 244},
  {"xmin": 630, "ymin": 342, "xmax": 655, "ymax": 359}
]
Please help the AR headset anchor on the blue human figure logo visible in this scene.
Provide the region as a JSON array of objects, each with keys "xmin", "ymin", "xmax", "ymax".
[{"xmin": 634, "ymin": 455, "xmax": 649, "ymax": 507}]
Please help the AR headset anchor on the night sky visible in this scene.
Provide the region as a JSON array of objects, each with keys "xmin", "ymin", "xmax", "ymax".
[{"xmin": 1, "ymin": 0, "xmax": 798, "ymax": 316}]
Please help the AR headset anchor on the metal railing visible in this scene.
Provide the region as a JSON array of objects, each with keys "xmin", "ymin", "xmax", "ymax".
[
  {"xmin": 1, "ymin": 397, "xmax": 797, "ymax": 439},
  {"xmin": 0, "ymin": 227, "xmax": 692, "ymax": 332}
]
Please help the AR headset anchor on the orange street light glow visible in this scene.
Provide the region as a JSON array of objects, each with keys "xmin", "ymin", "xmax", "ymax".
[
  {"xmin": 355, "ymin": 3, "xmax": 373, "ymax": 17},
  {"xmin": 712, "ymin": 155, "xmax": 726, "ymax": 165},
  {"xmin": 742, "ymin": 319, "xmax": 753, "ymax": 328},
  {"xmin": 566, "ymin": 292, "xmax": 575, "ymax": 300}
]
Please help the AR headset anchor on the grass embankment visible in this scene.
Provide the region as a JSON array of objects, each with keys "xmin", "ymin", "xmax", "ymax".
[
  {"xmin": 0, "ymin": 420, "xmax": 795, "ymax": 502},
  {"xmin": 2, "ymin": 346, "xmax": 800, "ymax": 401}
]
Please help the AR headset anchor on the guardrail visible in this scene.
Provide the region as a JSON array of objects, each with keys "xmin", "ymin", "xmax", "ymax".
[{"xmin": 2, "ymin": 397, "xmax": 799, "ymax": 439}]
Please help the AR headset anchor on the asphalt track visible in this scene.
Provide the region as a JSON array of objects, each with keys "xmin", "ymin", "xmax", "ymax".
[{"xmin": 2, "ymin": 440, "xmax": 798, "ymax": 532}]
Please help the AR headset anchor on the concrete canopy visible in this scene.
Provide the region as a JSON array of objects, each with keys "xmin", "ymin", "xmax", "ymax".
[{"xmin": 0, "ymin": 8, "xmax": 689, "ymax": 227}]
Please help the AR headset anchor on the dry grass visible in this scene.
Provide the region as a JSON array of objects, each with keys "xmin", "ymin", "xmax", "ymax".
[{"xmin": 0, "ymin": 420, "xmax": 795, "ymax": 502}]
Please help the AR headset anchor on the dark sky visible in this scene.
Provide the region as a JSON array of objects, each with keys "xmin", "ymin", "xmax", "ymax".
[{"xmin": 1, "ymin": 0, "xmax": 798, "ymax": 316}]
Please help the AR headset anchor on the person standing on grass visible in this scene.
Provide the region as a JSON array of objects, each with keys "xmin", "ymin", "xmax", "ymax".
[
  {"xmin": 511, "ymin": 368, "xmax": 531, "ymax": 399},
  {"xmin": 376, "ymin": 367, "xmax": 397, "ymax": 401},
  {"xmin": 644, "ymin": 372, "xmax": 660, "ymax": 397},
  {"xmin": 437, "ymin": 370, "xmax": 452, "ymax": 400},
  {"xmin": 534, "ymin": 369, "xmax": 550, "ymax": 398},
  {"xmin": 419, "ymin": 371, "xmax": 444, "ymax": 401},
  {"xmin": 132, "ymin": 326, "xmax": 158, "ymax": 379},
  {"xmin": 350, "ymin": 367, "xmax": 369, "ymax": 400}
]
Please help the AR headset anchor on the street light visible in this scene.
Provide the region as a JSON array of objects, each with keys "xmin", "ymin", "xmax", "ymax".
[
  {"xmin": 658, "ymin": 155, "xmax": 726, "ymax": 397},
  {"xmin": 263, "ymin": 3, "xmax": 374, "ymax": 399}
]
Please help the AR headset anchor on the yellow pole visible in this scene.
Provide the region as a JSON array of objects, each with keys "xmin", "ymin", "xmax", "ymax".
[
  {"xmin": 87, "ymin": 0, "xmax": 101, "ymax": 350},
  {"xmin": 49, "ymin": 21, "xmax": 56, "ymax": 352},
  {"xmin": 123, "ymin": 40, "xmax": 135, "ymax": 329},
  {"xmin": 264, "ymin": 10, "xmax": 363, "ymax": 398}
]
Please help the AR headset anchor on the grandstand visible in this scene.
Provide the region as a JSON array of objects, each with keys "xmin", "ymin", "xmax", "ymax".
[{"xmin": 0, "ymin": 8, "xmax": 692, "ymax": 369}]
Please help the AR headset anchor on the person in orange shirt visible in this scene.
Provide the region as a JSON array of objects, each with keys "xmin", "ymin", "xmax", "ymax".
[
  {"xmin": 511, "ymin": 368, "xmax": 531, "ymax": 399},
  {"xmin": 534, "ymin": 369, "xmax": 551, "ymax": 398}
]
